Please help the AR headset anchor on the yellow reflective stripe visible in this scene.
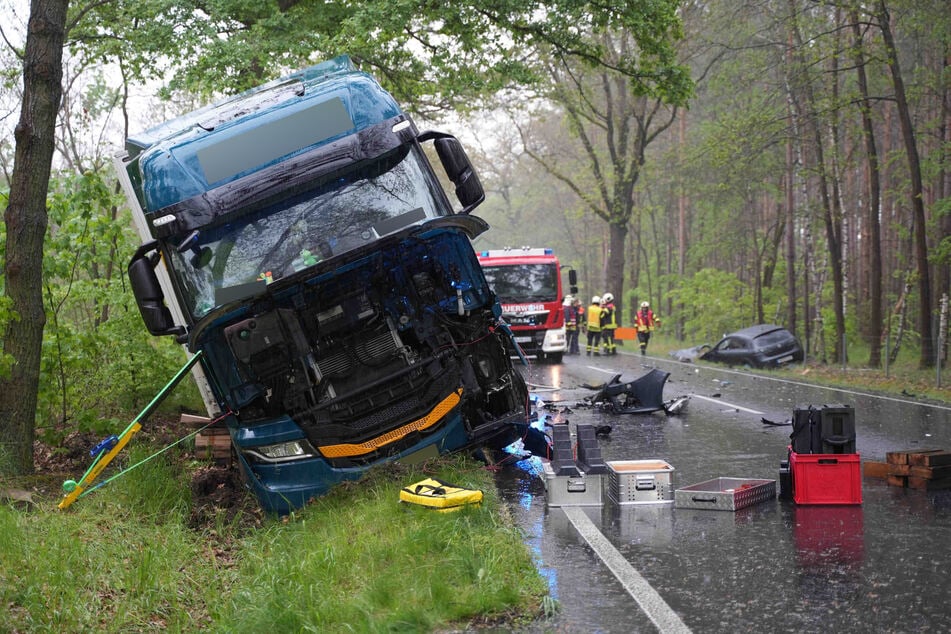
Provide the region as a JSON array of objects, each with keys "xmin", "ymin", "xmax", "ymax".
[{"xmin": 317, "ymin": 388, "xmax": 463, "ymax": 459}]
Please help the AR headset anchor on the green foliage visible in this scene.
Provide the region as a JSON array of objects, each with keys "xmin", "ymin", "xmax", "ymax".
[
  {"xmin": 667, "ymin": 269, "xmax": 755, "ymax": 343},
  {"xmin": 36, "ymin": 169, "xmax": 203, "ymax": 442},
  {"xmin": 931, "ymin": 196, "xmax": 951, "ymax": 267},
  {"xmin": 73, "ymin": 0, "xmax": 690, "ymax": 115}
]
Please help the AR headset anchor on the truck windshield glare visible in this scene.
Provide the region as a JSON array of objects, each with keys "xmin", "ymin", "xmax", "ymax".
[
  {"xmin": 483, "ymin": 264, "xmax": 559, "ymax": 302},
  {"xmin": 477, "ymin": 248, "xmax": 574, "ymax": 364},
  {"xmin": 169, "ymin": 144, "xmax": 449, "ymax": 318}
]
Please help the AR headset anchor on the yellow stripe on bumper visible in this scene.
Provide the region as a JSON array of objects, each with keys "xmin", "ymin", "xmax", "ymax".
[{"xmin": 317, "ymin": 388, "xmax": 463, "ymax": 459}]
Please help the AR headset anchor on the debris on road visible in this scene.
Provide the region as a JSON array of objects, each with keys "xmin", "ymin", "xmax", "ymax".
[{"xmin": 863, "ymin": 449, "xmax": 951, "ymax": 490}]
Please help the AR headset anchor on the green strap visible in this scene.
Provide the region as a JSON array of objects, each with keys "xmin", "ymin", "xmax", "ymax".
[
  {"xmin": 76, "ymin": 448, "xmax": 109, "ymax": 487},
  {"xmin": 76, "ymin": 351, "xmax": 206, "ymax": 488},
  {"xmin": 80, "ymin": 417, "xmax": 224, "ymax": 497}
]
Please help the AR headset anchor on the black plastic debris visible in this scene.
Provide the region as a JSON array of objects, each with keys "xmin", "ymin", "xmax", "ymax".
[{"xmin": 585, "ymin": 368, "xmax": 671, "ymax": 414}]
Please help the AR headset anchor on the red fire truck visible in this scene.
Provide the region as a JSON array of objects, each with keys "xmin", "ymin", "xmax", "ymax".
[{"xmin": 478, "ymin": 247, "xmax": 577, "ymax": 363}]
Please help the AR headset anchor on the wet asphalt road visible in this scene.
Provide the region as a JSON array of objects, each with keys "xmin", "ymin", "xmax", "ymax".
[{"xmin": 495, "ymin": 348, "xmax": 951, "ymax": 633}]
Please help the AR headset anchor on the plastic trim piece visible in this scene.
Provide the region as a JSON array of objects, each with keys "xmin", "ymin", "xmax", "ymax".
[{"xmin": 317, "ymin": 388, "xmax": 462, "ymax": 458}]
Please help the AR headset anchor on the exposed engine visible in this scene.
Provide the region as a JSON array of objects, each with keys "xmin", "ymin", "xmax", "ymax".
[{"xmin": 211, "ymin": 232, "xmax": 526, "ymax": 464}]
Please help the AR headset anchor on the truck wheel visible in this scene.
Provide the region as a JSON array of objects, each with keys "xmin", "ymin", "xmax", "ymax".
[{"xmin": 546, "ymin": 352, "xmax": 563, "ymax": 364}]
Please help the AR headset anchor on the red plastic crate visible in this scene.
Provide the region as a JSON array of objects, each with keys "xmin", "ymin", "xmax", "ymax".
[{"xmin": 790, "ymin": 451, "xmax": 862, "ymax": 505}]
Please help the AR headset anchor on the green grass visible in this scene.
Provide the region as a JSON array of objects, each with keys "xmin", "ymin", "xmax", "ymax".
[
  {"xmin": 0, "ymin": 454, "xmax": 548, "ymax": 633},
  {"xmin": 644, "ymin": 333, "xmax": 951, "ymax": 403}
]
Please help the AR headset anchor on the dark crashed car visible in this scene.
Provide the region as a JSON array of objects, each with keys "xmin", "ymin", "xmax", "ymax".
[{"xmin": 700, "ymin": 324, "xmax": 803, "ymax": 368}]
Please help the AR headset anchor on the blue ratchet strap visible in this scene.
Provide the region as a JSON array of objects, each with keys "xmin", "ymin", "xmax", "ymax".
[{"xmin": 90, "ymin": 435, "xmax": 119, "ymax": 457}]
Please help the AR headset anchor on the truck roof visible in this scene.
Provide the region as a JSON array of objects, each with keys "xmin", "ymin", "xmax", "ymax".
[
  {"xmin": 128, "ymin": 56, "xmax": 366, "ymax": 154},
  {"xmin": 128, "ymin": 55, "xmax": 404, "ymax": 214}
]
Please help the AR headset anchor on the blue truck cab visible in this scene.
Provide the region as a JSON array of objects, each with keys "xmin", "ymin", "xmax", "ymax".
[{"xmin": 118, "ymin": 56, "xmax": 537, "ymax": 513}]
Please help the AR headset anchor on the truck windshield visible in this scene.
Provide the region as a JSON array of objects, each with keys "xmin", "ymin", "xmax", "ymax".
[
  {"xmin": 168, "ymin": 144, "xmax": 450, "ymax": 319},
  {"xmin": 482, "ymin": 264, "xmax": 558, "ymax": 302}
]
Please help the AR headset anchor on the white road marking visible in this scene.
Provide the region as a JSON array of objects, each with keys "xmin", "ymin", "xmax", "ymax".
[
  {"xmin": 586, "ymin": 365, "xmax": 619, "ymax": 374},
  {"xmin": 653, "ymin": 358, "xmax": 951, "ymax": 412},
  {"xmin": 689, "ymin": 393, "xmax": 763, "ymax": 415},
  {"xmin": 562, "ymin": 506, "xmax": 691, "ymax": 633}
]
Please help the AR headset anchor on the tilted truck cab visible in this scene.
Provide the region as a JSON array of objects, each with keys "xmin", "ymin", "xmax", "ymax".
[{"xmin": 119, "ymin": 56, "xmax": 542, "ymax": 513}]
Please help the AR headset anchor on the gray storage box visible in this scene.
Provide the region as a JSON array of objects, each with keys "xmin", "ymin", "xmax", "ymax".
[
  {"xmin": 543, "ymin": 462, "xmax": 603, "ymax": 507},
  {"xmin": 606, "ymin": 459, "xmax": 675, "ymax": 505},
  {"xmin": 675, "ymin": 477, "xmax": 776, "ymax": 511}
]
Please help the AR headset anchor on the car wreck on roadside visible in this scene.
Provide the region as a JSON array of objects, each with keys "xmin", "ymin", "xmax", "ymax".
[{"xmin": 700, "ymin": 324, "xmax": 803, "ymax": 369}]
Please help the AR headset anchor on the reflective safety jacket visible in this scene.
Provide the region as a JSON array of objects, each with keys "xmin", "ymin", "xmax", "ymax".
[
  {"xmin": 635, "ymin": 308, "xmax": 658, "ymax": 332},
  {"xmin": 564, "ymin": 305, "xmax": 578, "ymax": 331},
  {"xmin": 587, "ymin": 303, "xmax": 604, "ymax": 332},
  {"xmin": 601, "ymin": 303, "xmax": 617, "ymax": 330}
]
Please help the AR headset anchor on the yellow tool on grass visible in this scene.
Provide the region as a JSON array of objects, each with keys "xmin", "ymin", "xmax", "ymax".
[
  {"xmin": 58, "ymin": 351, "xmax": 205, "ymax": 510},
  {"xmin": 399, "ymin": 477, "xmax": 483, "ymax": 512}
]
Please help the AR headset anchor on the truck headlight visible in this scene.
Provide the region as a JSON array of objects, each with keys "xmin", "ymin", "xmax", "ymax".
[{"xmin": 245, "ymin": 439, "xmax": 317, "ymax": 463}]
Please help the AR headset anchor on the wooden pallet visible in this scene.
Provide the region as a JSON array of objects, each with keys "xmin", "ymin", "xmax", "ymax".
[
  {"xmin": 865, "ymin": 449, "xmax": 951, "ymax": 490},
  {"xmin": 182, "ymin": 413, "xmax": 232, "ymax": 464}
]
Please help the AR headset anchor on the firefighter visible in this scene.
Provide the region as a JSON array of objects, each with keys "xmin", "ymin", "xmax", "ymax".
[
  {"xmin": 634, "ymin": 300, "xmax": 660, "ymax": 355},
  {"xmin": 600, "ymin": 293, "xmax": 618, "ymax": 355},
  {"xmin": 564, "ymin": 295, "xmax": 580, "ymax": 355},
  {"xmin": 571, "ymin": 297, "xmax": 583, "ymax": 353},
  {"xmin": 586, "ymin": 295, "xmax": 604, "ymax": 356}
]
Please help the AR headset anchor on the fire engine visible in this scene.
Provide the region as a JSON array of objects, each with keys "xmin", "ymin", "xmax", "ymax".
[{"xmin": 478, "ymin": 247, "xmax": 577, "ymax": 363}]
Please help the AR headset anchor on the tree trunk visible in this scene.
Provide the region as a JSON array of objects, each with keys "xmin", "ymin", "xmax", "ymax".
[
  {"xmin": 606, "ymin": 219, "xmax": 627, "ymax": 325},
  {"xmin": 784, "ymin": 19, "xmax": 802, "ymax": 344},
  {"xmin": 937, "ymin": 52, "xmax": 951, "ymax": 367},
  {"xmin": 850, "ymin": 10, "xmax": 884, "ymax": 368},
  {"xmin": 785, "ymin": 125, "xmax": 797, "ymax": 337},
  {"xmin": 789, "ymin": 0, "xmax": 845, "ymax": 363},
  {"xmin": 677, "ymin": 110, "xmax": 688, "ymax": 341},
  {"xmin": 0, "ymin": 0, "xmax": 68, "ymax": 475},
  {"xmin": 877, "ymin": 0, "xmax": 934, "ymax": 368}
]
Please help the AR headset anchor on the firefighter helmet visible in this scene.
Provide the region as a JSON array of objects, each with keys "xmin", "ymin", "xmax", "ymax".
[
  {"xmin": 592, "ymin": 295, "xmax": 601, "ymax": 304},
  {"xmin": 603, "ymin": 293, "xmax": 614, "ymax": 303},
  {"xmin": 641, "ymin": 301, "xmax": 650, "ymax": 308}
]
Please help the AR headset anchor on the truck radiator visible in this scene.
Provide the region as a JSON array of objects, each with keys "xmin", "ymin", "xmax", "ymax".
[{"xmin": 315, "ymin": 325, "xmax": 403, "ymax": 378}]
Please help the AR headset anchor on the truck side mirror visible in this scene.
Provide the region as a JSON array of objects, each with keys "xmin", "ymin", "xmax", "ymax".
[
  {"xmin": 427, "ymin": 134, "xmax": 484, "ymax": 213},
  {"xmin": 128, "ymin": 241, "xmax": 186, "ymax": 337},
  {"xmin": 568, "ymin": 269, "xmax": 578, "ymax": 294}
]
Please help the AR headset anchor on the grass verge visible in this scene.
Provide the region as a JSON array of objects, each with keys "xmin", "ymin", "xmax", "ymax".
[{"xmin": 0, "ymin": 451, "xmax": 548, "ymax": 633}]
